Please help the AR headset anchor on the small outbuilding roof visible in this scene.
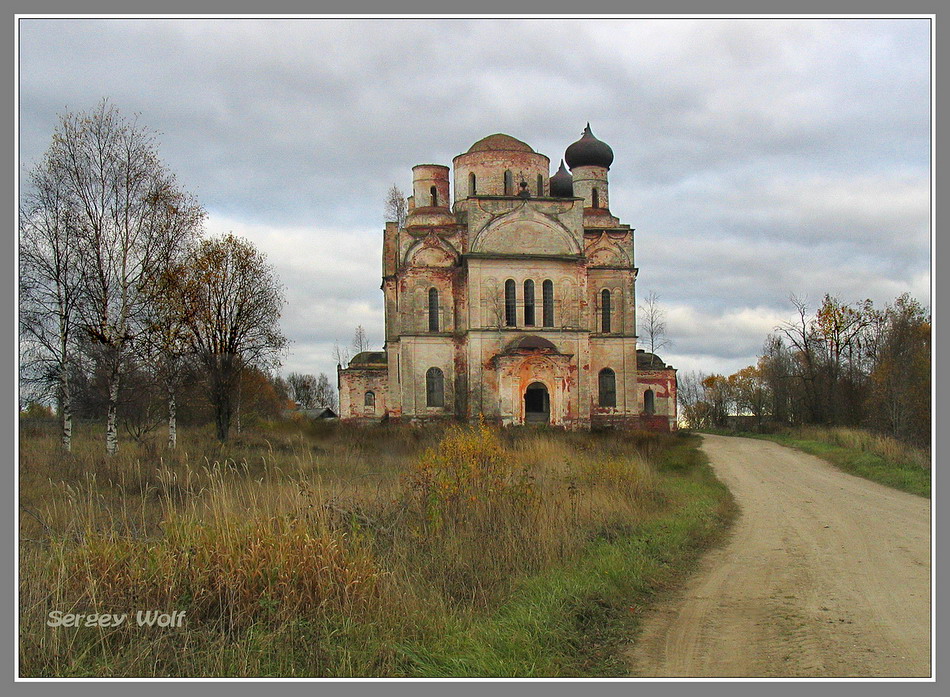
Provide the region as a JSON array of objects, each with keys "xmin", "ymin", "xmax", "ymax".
[
  {"xmin": 348, "ymin": 351, "xmax": 387, "ymax": 367},
  {"xmin": 637, "ymin": 349, "xmax": 673, "ymax": 370}
]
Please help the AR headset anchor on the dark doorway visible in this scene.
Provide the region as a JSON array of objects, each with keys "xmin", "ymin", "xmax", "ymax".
[{"xmin": 524, "ymin": 382, "xmax": 550, "ymax": 424}]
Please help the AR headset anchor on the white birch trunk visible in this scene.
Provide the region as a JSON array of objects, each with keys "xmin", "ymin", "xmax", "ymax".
[
  {"xmin": 106, "ymin": 377, "xmax": 119, "ymax": 456},
  {"xmin": 167, "ymin": 391, "xmax": 177, "ymax": 449},
  {"xmin": 61, "ymin": 396, "xmax": 72, "ymax": 453},
  {"xmin": 59, "ymin": 363, "xmax": 72, "ymax": 453},
  {"xmin": 235, "ymin": 393, "xmax": 241, "ymax": 434}
]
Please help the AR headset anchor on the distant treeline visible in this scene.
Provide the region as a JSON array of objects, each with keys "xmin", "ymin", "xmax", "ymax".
[
  {"xmin": 20, "ymin": 365, "xmax": 336, "ymax": 440},
  {"xmin": 679, "ymin": 293, "xmax": 931, "ymax": 448}
]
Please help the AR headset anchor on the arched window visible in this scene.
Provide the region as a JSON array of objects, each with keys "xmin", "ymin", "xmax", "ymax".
[
  {"xmin": 504, "ymin": 170, "xmax": 513, "ymax": 196},
  {"xmin": 524, "ymin": 280, "xmax": 535, "ymax": 326},
  {"xmin": 430, "ymin": 185, "xmax": 438, "ymax": 207},
  {"xmin": 504, "ymin": 279, "xmax": 516, "ymax": 327},
  {"xmin": 592, "ymin": 187, "xmax": 600, "ymax": 208},
  {"xmin": 469, "ymin": 172, "xmax": 477, "ymax": 195},
  {"xmin": 599, "ymin": 368, "xmax": 616, "ymax": 408},
  {"xmin": 426, "ymin": 367, "xmax": 444, "ymax": 407},
  {"xmin": 364, "ymin": 391, "xmax": 375, "ymax": 408},
  {"xmin": 644, "ymin": 389, "xmax": 655, "ymax": 415},
  {"xmin": 601, "ymin": 289, "xmax": 611, "ymax": 333},
  {"xmin": 542, "ymin": 280, "xmax": 554, "ymax": 327},
  {"xmin": 537, "ymin": 173, "xmax": 544, "ymax": 196},
  {"xmin": 428, "ymin": 287, "xmax": 439, "ymax": 332}
]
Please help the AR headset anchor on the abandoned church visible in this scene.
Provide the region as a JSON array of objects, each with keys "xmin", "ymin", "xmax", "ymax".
[{"xmin": 338, "ymin": 126, "xmax": 677, "ymax": 430}]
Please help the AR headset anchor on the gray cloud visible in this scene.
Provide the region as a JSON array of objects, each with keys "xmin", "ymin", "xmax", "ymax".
[{"xmin": 18, "ymin": 17, "xmax": 931, "ymax": 381}]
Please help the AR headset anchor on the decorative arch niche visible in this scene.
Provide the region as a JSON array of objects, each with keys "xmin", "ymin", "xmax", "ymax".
[
  {"xmin": 471, "ymin": 208, "xmax": 581, "ymax": 256},
  {"xmin": 405, "ymin": 236, "xmax": 459, "ymax": 267}
]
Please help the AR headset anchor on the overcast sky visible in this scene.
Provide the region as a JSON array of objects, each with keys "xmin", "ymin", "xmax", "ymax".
[{"xmin": 18, "ymin": 17, "xmax": 932, "ymax": 381}]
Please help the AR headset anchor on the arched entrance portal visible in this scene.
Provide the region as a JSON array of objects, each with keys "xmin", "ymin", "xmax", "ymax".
[{"xmin": 524, "ymin": 382, "xmax": 550, "ymax": 424}]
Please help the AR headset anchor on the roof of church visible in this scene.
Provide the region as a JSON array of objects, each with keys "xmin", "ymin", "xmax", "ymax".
[
  {"xmin": 505, "ymin": 335, "xmax": 558, "ymax": 352},
  {"xmin": 466, "ymin": 133, "xmax": 535, "ymax": 154},
  {"xmin": 550, "ymin": 159, "xmax": 574, "ymax": 198},
  {"xmin": 565, "ymin": 123, "xmax": 614, "ymax": 170},
  {"xmin": 637, "ymin": 349, "xmax": 673, "ymax": 370},
  {"xmin": 348, "ymin": 351, "xmax": 387, "ymax": 367}
]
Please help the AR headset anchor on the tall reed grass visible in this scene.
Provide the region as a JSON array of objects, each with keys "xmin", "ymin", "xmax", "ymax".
[
  {"xmin": 19, "ymin": 419, "xmax": 694, "ymax": 677},
  {"xmin": 792, "ymin": 425, "xmax": 931, "ymax": 469}
]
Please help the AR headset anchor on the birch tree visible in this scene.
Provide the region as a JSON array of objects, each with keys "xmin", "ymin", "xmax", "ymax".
[
  {"xmin": 385, "ymin": 184, "xmax": 407, "ymax": 229},
  {"xmin": 19, "ymin": 152, "xmax": 83, "ymax": 451},
  {"xmin": 638, "ymin": 291, "xmax": 671, "ymax": 355},
  {"xmin": 29, "ymin": 100, "xmax": 203, "ymax": 455},
  {"xmin": 352, "ymin": 325, "xmax": 369, "ymax": 355}
]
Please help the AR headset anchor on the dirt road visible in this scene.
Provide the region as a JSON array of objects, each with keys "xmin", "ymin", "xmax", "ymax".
[{"xmin": 627, "ymin": 434, "xmax": 931, "ymax": 678}]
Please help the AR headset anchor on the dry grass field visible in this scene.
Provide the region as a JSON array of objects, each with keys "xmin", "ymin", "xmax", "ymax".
[{"xmin": 19, "ymin": 418, "xmax": 733, "ymax": 677}]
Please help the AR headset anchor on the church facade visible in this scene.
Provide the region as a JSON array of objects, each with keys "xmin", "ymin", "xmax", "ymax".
[{"xmin": 338, "ymin": 126, "xmax": 677, "ymax": 430}]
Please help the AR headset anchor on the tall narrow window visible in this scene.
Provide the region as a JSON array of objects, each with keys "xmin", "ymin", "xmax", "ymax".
[
  {"xmin": 644, "ymin": 389, "xmax": 655, "ymax": 415},
  {"xmin": 426, "ymin": 367, "xmax": 444, "ymax": 407},
  {"xmin": 524, "ymin": 280, "xmax": 535, "ymax": 326},
  {"xmin": 504, "ymin": 279, "xmax": 516, "ymax": 327},
  {"xmin": 592, "ymin": 187, "xmax": 600, "ymax": 208},
  {"xmin": 430, "ymin": 186, "xmax": 438, "ymax": 207},
  {"xmin": 542, "ymin": 280, "xmax": 554, "ymax": 327},
  {"xmin": 428, "ymin": 287, "xmax": 439, "ymax": 332},
  {"xmin": 599, "ymin": 368, "xmax": 616, "ymax": 408},
  {"xmin": 504, "ymin": 170, "xmax": 513, "ymax": 195},
  {"xmin": 469, "ymin": 172, "xmax": 477, "ymax": 195},
  {"xmin": 537, "ymin": 174, "xmax": 544, "ymax": 196},
  {"xmin": 364, "ymin": 391, "xmax": 375, "ymax": 408},
  {"xmin": 601, "ymin": 289, "xmax": 611, "ymax": 333}
]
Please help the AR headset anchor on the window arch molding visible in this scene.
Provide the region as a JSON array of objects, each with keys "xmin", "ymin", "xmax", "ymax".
[
  {"xmin": 542, "ymin": 279, "xmax": 554, "ymax": 327},
  {"xmin": 428, "ymin": 287, "xmax": 440, "ymax": 332},
  {"xmin": 601, "ymin": 289, "xmax": 612, "ymax": 333},
  {"xmin": 524, "ymin": 279, "xmax": 536, "ymax": 326},
  {"xmin": 598, "ymin": 368, "xmax": 617, "ymax": 408},
  {"xmin": 504, "ymin": 279, "xmax": 517, "ymax": 327},
  {"xmin": 426, "ymin": 367, "xmax": 445, "ymax": 407}
]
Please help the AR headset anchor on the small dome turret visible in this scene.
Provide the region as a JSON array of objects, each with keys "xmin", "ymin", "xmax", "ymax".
[
  {"xmin": 564, "ymin": 123, "xmax": 614, "ymax": 170},
  {"xmin": 549, "ymin": 159, "xmax": 574, "ymax": 197}
]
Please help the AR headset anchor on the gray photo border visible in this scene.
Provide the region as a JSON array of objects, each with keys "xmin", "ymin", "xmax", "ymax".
[{"xmin": 5, "ymin": 3, "xmax": 944, "ymax": 697}]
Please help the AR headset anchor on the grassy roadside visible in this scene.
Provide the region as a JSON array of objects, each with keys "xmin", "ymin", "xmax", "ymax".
[
  {"xmin": 19, "ymin": 424, "xmax": 734, "ymax": 677},
  {"xmin": 699, "ymin": 426, "xmax": 930, "ymax": 498},
  {"xmin": 394, "ymin": 434, "xmax": 736, "ymax": 677}
]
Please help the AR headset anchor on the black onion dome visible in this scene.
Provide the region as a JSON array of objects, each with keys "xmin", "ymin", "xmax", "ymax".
[
  {"xmin": 564, "ymin": 123, "xmax": 614, "ymax": 170},
  {"xmin": 549, "ymin": 159, "xmax": 574, "ymax": 197}
]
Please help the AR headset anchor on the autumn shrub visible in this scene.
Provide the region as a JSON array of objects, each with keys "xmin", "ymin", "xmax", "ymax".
[{"xmin": 404, "ymin": 419, "xmax": 535, "ymax": 526}]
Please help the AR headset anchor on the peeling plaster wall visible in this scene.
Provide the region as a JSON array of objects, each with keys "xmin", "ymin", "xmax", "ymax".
[{"xmin": 337, "ymin": 367, "xmax": 387, "ymax": 422}]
